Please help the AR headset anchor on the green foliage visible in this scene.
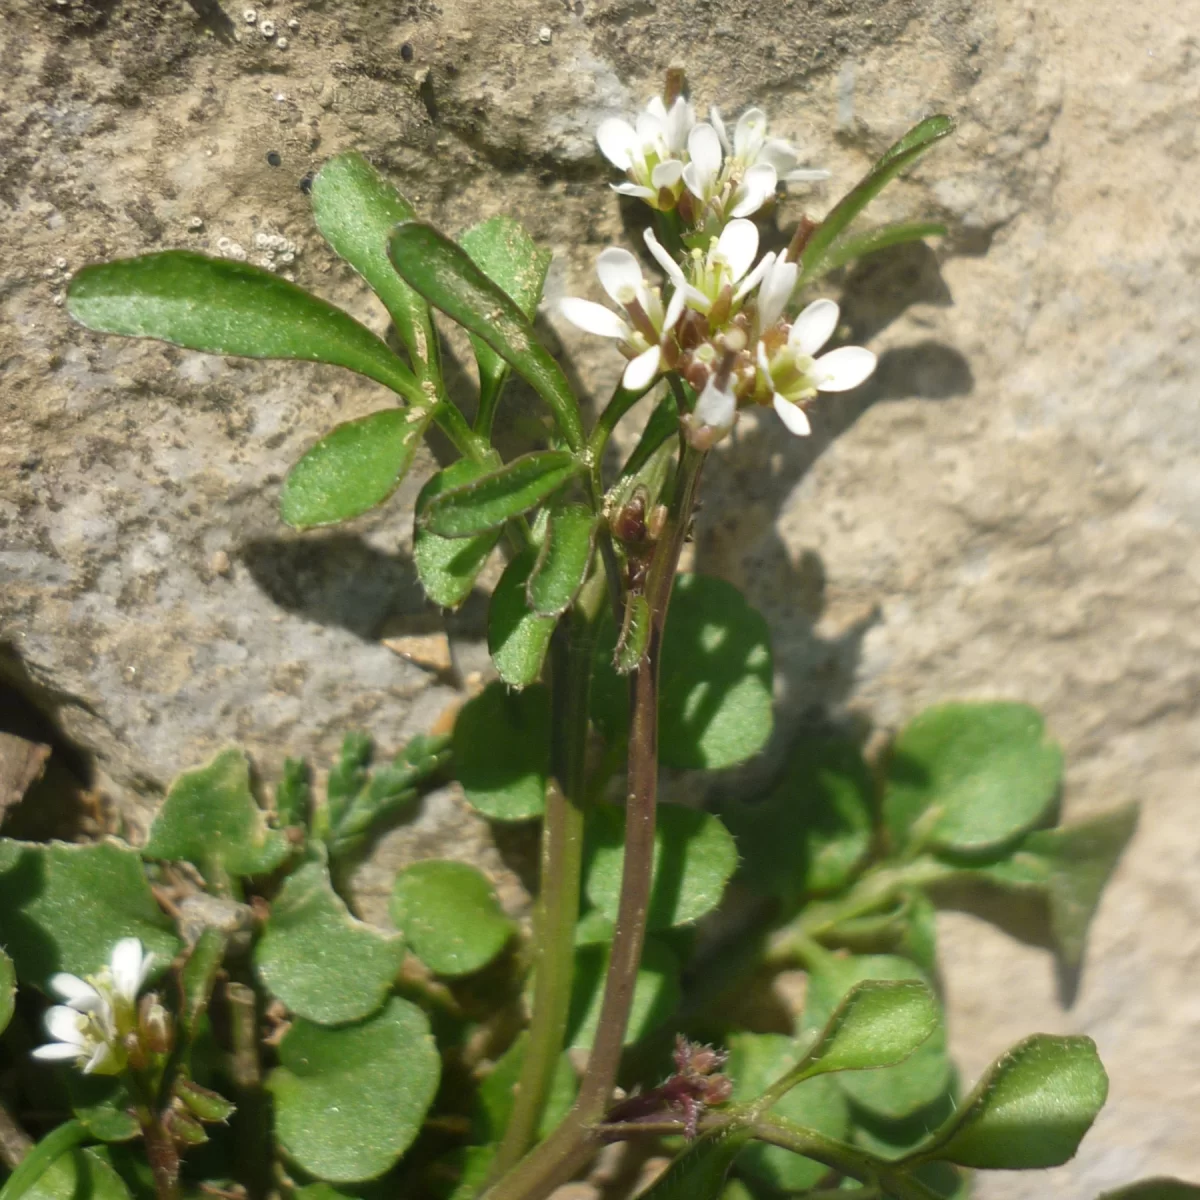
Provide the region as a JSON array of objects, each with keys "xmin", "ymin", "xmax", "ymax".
[
  {"xmin": 24, "ymin": 1148, "xmax": 132, "ymax": 1200},
  {"xmin": 567, "ymin": 939, "xmax": 680, "ymax": 1049},
  {"xmin": 453, "ymin": 682, "xmax": 550, "ymax": 819},
  {"xmin": 143, "ymin": 749, "xmax": 290, "ymax": 885},
  {"xmin": 255, "ymin": 860, "xmax": 405, "ymax": 1023},
  {"xmin": 488, "ymin": 548, "xmax": 559, "ymax": 687},
  {"xmin": 390, "ymin": 860, "xmax": 515, "ymax": 977},
  {"xmin": 637, "ymin": 1126, "xmax": 752, "ymax": 1200},
  {"xmin": 902, "ymin": 1034, "xmax": 1108, "ymax": 1169},
  {"xmin": 276, "ymin": 758, "xmax": 312, "ymax": 829},
  {"xmin": 1099, "ymin": 1183, "xmax": 1200, "ymax": 1199},
  {"xmin": 267, "ymin": 997, "xmax": 440, "ymax": 1183},
  {"xmin": 593, "ymin": 574, "xmax": 774, "ymax": 769},
  {"xmin": 527, "ymin": 503, "xmax": 597, "ymax": 617},
  {"xmin": 884, "ymin": 702, "xmax": 1063, "ymax": 854},
  {"xmin": 0, "ymin": 946, "xmax": 13, "ymax": 1035},
  {"xmin": 0, "ymin": 840, "xmax": 178, "ymax": 991},
  {"xmin": 472, "ymin": 1034, "xmax": 576, "ymax": 1142},
  {"xmin": 280, "ymin": 408, "xmax": 434, "ymax": 529},
  {"xmin": 66, "ymin": 252, "xmax": 422, "ymax": 403},
  {"xmin": 584, "ymin": 803, "xmax": 738, "ymax": 931},
  {"xmin": 66, "ymin": 1077, "xmax": 140, "ymax": 1143}
]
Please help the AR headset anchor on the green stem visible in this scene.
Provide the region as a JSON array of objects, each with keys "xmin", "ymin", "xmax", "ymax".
[
  {"xmin": 490, "ymin": 591, "xmax": 600, "ymax": 1175},
  {"xmin": 433, "ymin": 400, "xmax": 489, "ymax": 462},
  {"xmin": 0, "ymin": 1121, "xmax": 89, "ymax": 1200}
]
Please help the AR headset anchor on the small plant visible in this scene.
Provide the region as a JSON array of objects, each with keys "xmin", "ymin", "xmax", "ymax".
[{"xmin": 0, "ymin": 72, "xmax": 1181, "ymax": 1200}]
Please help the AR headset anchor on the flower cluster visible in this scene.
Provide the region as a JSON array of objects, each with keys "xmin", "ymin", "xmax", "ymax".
[
  {"xmin": 32, "ymin": 937, "xmax": 158, "ymax": 1075},
  {"xmin": 597, "ymin": 92, "xmax": 828, "ymax": 224}
]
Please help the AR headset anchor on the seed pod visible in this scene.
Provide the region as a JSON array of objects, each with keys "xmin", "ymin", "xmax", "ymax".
[
  {"xmin": 176, "ymin": 1079, "xmax": 237, "ymax": 1123},
  {"xmin": 166, "ymin": 1108, "xmax": 209, "ymax": 1147}
]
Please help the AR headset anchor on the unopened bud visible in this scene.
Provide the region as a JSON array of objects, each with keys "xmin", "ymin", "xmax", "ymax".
[
  {"xmin": 166, "ymin": 1108, "xmax": 209, "ymax": 1147},
  {"xmin": 787, "ymin": 215, "xmax": 818, "ymax": 262},
  {"xmin": 611, "ymin": 487, "xmax": 648, "ymax": 544},
  {"xmin": 176, "ymin": 1079, "xmax": 237, "ymax": 1123},
  {"xmin": 139, "ymin": 994, "xmax": 173, "ymax": 1056},
  {"xmin": 663, "ymin": 67, "xmax": 686, "ymax": 107}
]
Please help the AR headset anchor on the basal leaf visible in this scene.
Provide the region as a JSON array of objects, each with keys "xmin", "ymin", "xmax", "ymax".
[
  {"xmin": 593, "ymin": 575, "xmax": 773, "ymax": 769},
  {"xmin": 143, "ymin": 749, "xmax": 290, "ymax": 884},
  {"xmin": 388, "ymin": 222, "xmax": 584, "ymax": 450},
  {"xmin": 585, "ymin": 804, "xmax": 738, "ymax": 931},
  {"xmin": 67, "ymin": 252, "xmax": 422, "ymax": 403},
  {"xmin": 472, "ymin": 1032, "xmax": 576, "ymax": 1142},
  {"xmin": 0, "ymin": 946, "xmax": 13, "ymax": 1035},
  {"xmin": 902, "ymin": 1034, "xmax": 1108, "ymax": 1169},
  {"xmin": 255, "ymin": 860, "xmax": 404, "ymax": 1023},
  {"xmin": 310, "ymin": 152, "xmax": 438, "ymax": 374},
  {"xmin": 25, "ymin": 1148, "xmax": 132, "ymax": 1200},
  {"xmin": 567, "ymin": 938, "xmax": 680, "ymax": 1049},
  {"xmin": 459, "ymin": 216, "xmax": 553, "ymax": 429},
  {"xmin": 884, "ymin": 702, "xmax": 1063, "ymax": 855},
  {"xmin": 276, "ymin": 758, "xmax": 312, "ymax": 829},
  {"xmin": 488, "ymin": 549, "xmax": 558, "ymax": 688},
  {"xmin": 413, "ymin": 455, "xmax": 504, "ymax": 608},
  {"xmin": 390, "ymin": 860, "xmax": 514, "ymax": 977},
  {"xmin": 453, "ymin": 682, "xmax": 550, "ymax": 820},
  {"xmin": 280, "ymin": 407, "xmax": 434, "ymax": 529},
  {"xmin": 421, "ymin": 450, "xmax": 582, "ymax": 538},
  {"xmin": 1099, "ymin": 1182, "xmax": 1200, "ymax": 1199},
  {"xmin": 0, "ymin": 840, "xmax": 179, "ymax": 991},
  {"xmin": 526, "ymin": 502, "xmax": 596, "ymax": 616},
  {"xmin": 67, "ymin": 1076, "xmax": 140, "ymax": 1143},
  {"xmin": 268, "ymin": 997, "xmax": 440, "ymax": 1183}
]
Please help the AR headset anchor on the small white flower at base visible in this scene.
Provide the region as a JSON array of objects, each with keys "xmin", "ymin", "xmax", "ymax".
[
  {"xmin": 32, "ymin": 937, "xmax": 156, "ymax": 1076},
  {"xmin": 755, "ymin": 299, "xmax": 877, "ymax": 437}
]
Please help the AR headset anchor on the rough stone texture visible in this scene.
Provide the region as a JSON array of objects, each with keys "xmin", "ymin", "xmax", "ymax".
[{"xmin": 2, "ymin": 0, "xmax": 1199, "ymax": 1192}]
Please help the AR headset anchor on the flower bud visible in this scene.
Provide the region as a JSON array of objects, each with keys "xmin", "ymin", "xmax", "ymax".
[
  {"xmin": 176, "ymin": 1079, "xmax": 237, "ymax": 1123},
  {"xmin": 139, "ymin": 994, "xmax": 174, "ymax": 1056},
  {"xmin": 166, "ymin": 1107, "xmax": 209, "ymax": 1147}
]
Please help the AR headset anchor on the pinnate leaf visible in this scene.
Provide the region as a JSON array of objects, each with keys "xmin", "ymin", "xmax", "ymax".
[
  {"xmin": 255, "ymin": 860, "xmax": 404, "ymax": 1023},
  {"xmin": 67, "ymin": 252, "xmax": 422, "ymax": 402},
  {"xmin": 280, "ymin": 407, "xmax": 434, "ymax": 529},
  {"xmin": 268, "ymin": 997, "xmax": 440, "ymax": 1183}
]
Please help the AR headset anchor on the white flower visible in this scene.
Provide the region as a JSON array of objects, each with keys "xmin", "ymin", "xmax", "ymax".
[
  {"xmin": 32, "ymin": 938, "xmax": 156, "ymax": 1076},
  {"xmin": 559, "ymin": 246, "xmax": 684, "ymax": 390},
  {"xmin": 644, "ymin": 219, "xmax": 760, "ymax": 319},
  {"xmin": 693, "ymin": 377, "xmax": 738, "ymax": 434},
  {"xmin": 597, "ymin": 95, "xmax": 695, "ymax": 210},
  {"xmin": 755, "ymin": 299, "xmax": 876, "ymax": 436}
]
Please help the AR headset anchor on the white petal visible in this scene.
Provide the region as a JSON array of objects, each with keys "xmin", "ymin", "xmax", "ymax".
[
  {"xmin": 596, "ymin": 247, "xmax": 645, "ymax": 306},
  {"xmin": 773, "ymin": 394, "xmax": 812, "ymax": 436},
  {"xmin": 664, "ymin": 98, "xmax": 695, "ymax": 152},
  {"xmin": 84, "ymin": 1044, "xmax": 118, "ymax": 1075},
  {"xmin": 679, "ymin": 282, "xmax": 713, "ymax": 314},
  {"xmin": 694, "ymin": 380, "xmax": 737, "ymax": 430},
  {"xmin": 635, "ymin": 109, "xmax": 667, "ymax": 148},
  {"xmin": 790, "ymin": 299, "xmax": 840, "ymax": 356},
  {"xmin": 45, "ymin": 1006, "xmax": 89, "ymax": 1046},
  {"xmin": 682, "ymin": 162, "xmax": 708, "ymax": 203},
  {"xmin": 50, "ymin": 973, "xmax": 103, "ymax": 1012},
  {"xmin": 714, "ymin": 218, "xmax": 759, "ymax": 284},
  {"xmin": 32, "ymin": 1042, "xmax": 87, "ymax": 1062},
  {"xmin": 732, "ymin": 251, "xmax": 775, "ymax": 305},
  {"xmin": 811, "ymin": 346, "xmax": 877, "ymax": 392},
  {"xmin": 651, "ymin": 159, "xmax": 684, "ymax": 190},
  {"xmin": 622, "ymin": 345, "xmax": 662, "ymax": 391},
  {"xmin": 687, "ymin": 123, "xmax": 723, "ymax": 188},
  {"xmin": 733, "ymin": 108, "xmax": 769, "ymax": 158},
  {"xmin": 730, "ymin": 163, "xmax": 778, "ymax": 218},
  {"xmin": 709, "ymin": 106, "xmax": 731, "ymax": 154},
  {"xmin": 758, "ymin": 137, "xmax": 800, "ymax": 175},
  {"xmin": 597, "ymin": 118, "xmax": 638, "ymax": 171},
  {"xmin": 611, "ymin": 182, "xmax": 656, "ymax": 200},
  {"xmin": 111, "ymin": 937, "xmax": 149, "ymax": 1001},
  {"xmin": 757, "ymin": 259, "xmax": 799, "ymax": 328},
  {"xmin": 784, "ymin": 167, "xmax": 832, "ymax": 183},
  {"xmin": 558, "ymin": 297, "xmax": 631, "ymax": 340},
  {"xmin": 643, "ymin": 227, "xmax": 687, "ymax": 286},
  {"xmin": 645, "ymin": 96, "xmax": 667, "ymax": 121},
  {"xmin": 663, "ymin": 286, "xmax": 686, "ymax": 332}
]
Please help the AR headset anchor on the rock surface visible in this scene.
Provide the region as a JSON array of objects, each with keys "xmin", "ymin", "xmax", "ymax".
[{"xmin": 2, "ymin": 0, "xmax": 1199, "ymax": 1192}]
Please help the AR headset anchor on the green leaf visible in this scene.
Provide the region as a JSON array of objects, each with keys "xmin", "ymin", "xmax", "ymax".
[
  {"xmin": 180, "ymin": 927, "xmax": 227, "ymax": 1038},
  {"xmin": 390, "ymin": 860, "xmax": 514, "ymax": 977},
  {"xmin": 25, "ymin": 1148, "xmax": 132, "ymax": 1200},
  {"xmin": 0, "ymin": 946, "xmax": 13, "ymax": 1035},
  {"xmin": 0, "ymin": 840, "xmax": 179, "ymax": 991},
  {"xmin": 723, "ymin": 735, "xmax": 872, "ymax": 906},
  {"xmin": 727, "ymin": 1033, "xmax": 849, "ymax": 1193},
  {"xmin": 255, "ymin": 860, "xmax": 404, "ymax": 1023},
  {"xmin": 526, "ymin": 503, "xmax": 596, "ymax": 616},
  {"xmin": 276, "ymin": 758, "xmax": 311, "ymax": 829},
  {"xmin": 472, "ymin": 1032, "xmax": 576, "ymax": 1142},
  {"xmin": 593, "ymin": 575, "xmax": 773, "ymax": 769},
  {"xmin": 798, "ymin": 116, "xmax": 956, "ymax": 286},
  {"xmin": 421, "ymin": 450, "xmax": 581, "ymax": 538},
  {"xmin": 280, "ymin": 408, "xmax": 434, "ymax": 529},
  {"xmin": 326, "ymin": 733, "xmax": 373, "ymax": 830},
  {"xmin": 459, "ymin": 216, "xmax": 553, "ymax": 426},
  {"xmin": 143, "ymin": 749, "xmax": 290, "ymax": 883},
  {"xmin": 970, "ymin": 804, "xmax": 1138, "ymax": 969},
  {"xmin": 567, "ymin": 938, "xmax": 680, "ymax": 1049},
  {"xmin": 614, "ymin": 593, "xmax": 651, "ymax": 674},
  {"xmin": 902, "ymin": 1033, "xmax": 1108, "ymax": 1169},
  {"xmin": 620, "ymin": 390, "xmax": 679, "ymax": 480},
  {"xmin": 388, "ymin": 222, "xmax": 584, "ymax": 449},
  {"xmin": 816, "ymin": 221, "xmax": 948, "ymax": 277},
  {"xmin": 413, "ymin": 455, "xmax": 504, "ymax": 608},
  {"xmin": 637, "ymin": 1126, "xmax": 752, "ymax": 1200},
  {"xmin": 310, "ymin": 152, "xmax": 438, "ymax": 374},
  {"xmin": 803, "ymin": 954, "xmax": 950, "ymax": 1120},
  {"xmin": 67, "ymin": 1077, "xmax": 140, "ymax": 1143},
  {"xmin": 1099, "ymin": 1183, "xmax": 1200, "ymax": 1200},
  {"xmin": 453, "ymin": 682, "xmax": 549, "ymax": 820},
  {"xmin": 67, "ymin": 252, "xmax": 422, "ymax": 403},
  {"xmin": 488, "ymin": 549, "xmax": 558, "ymax": 688},
  {"xmin": 884, "ymin": 702, "xmax": 1063, "ymax": 855},
  {"xmin": 585, "ymin": 803, "xmax": 738, "ymax": 931},
  {"xmin": 268, "ymin": 997, "xmax": 440, "ymax": 1183}
]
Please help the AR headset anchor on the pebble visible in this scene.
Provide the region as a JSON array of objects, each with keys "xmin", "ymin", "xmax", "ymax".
[
  {"xmin": 210, "ymin": 550, "xmax": 232, "ymax": 577},
  {"xmin": 538, "ymin": 25, "xmax": 552, "ymax": 42}
]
